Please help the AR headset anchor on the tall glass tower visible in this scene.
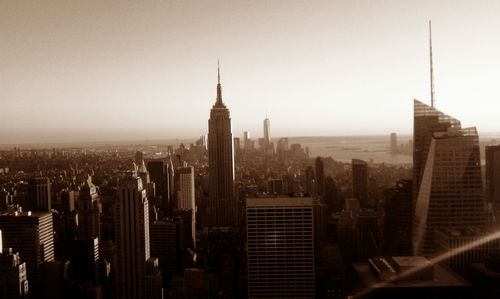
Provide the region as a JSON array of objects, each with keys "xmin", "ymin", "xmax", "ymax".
[{"xmin": 412, "ymin": 99, "xmax": 488, "ymax": 256}]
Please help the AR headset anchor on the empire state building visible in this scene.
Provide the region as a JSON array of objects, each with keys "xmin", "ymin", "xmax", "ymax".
[{"xmin": 207, "ymin": 64, "xmax": 238, "ymax": 227}]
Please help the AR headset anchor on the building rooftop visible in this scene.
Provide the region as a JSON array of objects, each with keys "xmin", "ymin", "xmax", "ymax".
[
  {"xmin": 246, "ymin": 197, "xmax": 312, "ymax": 207},
  {"xmin": 354, "ymin": 256, "xmax": 469, "ymax": 289}
]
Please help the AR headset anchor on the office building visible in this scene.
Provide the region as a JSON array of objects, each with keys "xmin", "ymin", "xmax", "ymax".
[
  {"xmin": 263, "ymin": 116, "xmax": 270, "ymax": 149},
  {"xmin": 244, "ymin": 131, "xmax": 251, "ymax": 150},
  {"xmin": 315, "ymin": 157, "xmax": 325, "ymax": 197},
  {"xmin": 267, "ymin": 178, "xmax": 284, "ymax": 196},
  {"xmin": 0, "ymin": 230, "xmax": 29, "ymax": 299},
  {"xmin": 151, "ymin": 218, "xmax": 184, "ymax": 289},
  {"xmin": 77, "ymin": 176, "xmax": 100, "ymax": 240},
  {"xmin": 0, "ymin": 211, "xmax": 54, "ymax": 295},
  {"xmin": 412, "ymin": 99, "xmax": 459, "ymax": 207},
  {"xmin": 74, "ymin": 176, "xmax": 101, "ymax": 290},
  {"xmin": 413, "ymin": 100, "xmax": 488, "ymax": 256},
  {"xmin": 25, "ymin": 177, "xmax": 51, "ymax": 212},
  {"xmin": 246, "ymin": 197, "xmax": 314, "ymax": 298},
  {"xmin": 116, "ymin": 174, "xmax": 157, "ymax": 299},
  {"xmin": 147, "ymin": 159, "xmax": 173, "ymax": 209},
  {"xmin": 383, "ymin": 180, "xmax": 413, "ymax": 255},
  {"xmin": 207, "ymin": 64, "xmax": 238, "ymax": 227},
  {"xmin": 486, "ymin": 145, "xmax": 500, "ymax": 226},
  {"xmin": 176, "ymin": 166, "xmax": 195, "ymax": 211},
  {"xmin": 352, "ymin": 159, "xmax": 368, "ymax": 208}
]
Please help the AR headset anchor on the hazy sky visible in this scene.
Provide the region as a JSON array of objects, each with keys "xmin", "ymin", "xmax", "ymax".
[{"xmin": 2, "ymin": 0, "xmax": 500, "ymax": 144}]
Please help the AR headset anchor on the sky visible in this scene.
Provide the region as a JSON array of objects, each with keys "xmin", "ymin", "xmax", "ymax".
[{"xmin": 2, "ymin": 0, "xmax": 500, "ymax": 144}]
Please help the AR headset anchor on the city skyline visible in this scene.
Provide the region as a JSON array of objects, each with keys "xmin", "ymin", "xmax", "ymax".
[
  {"xmin": 2, "ymin": 1, "xmax": 500, "ymax": 144},
  {"xmin": 3, "ymin": 2, "xmax": 500, "ymax": 298}
]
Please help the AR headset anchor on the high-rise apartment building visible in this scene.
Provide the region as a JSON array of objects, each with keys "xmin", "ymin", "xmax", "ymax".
[
  {"xmin": 207, "ymin": 65, "xmax": 238, "ymax": 227},
  {"xmin": 246, "ymin": 197, "xmax": 314, "ymax": 298},
  {"xmin": 413, "ymin": 100, "xmax": 488, "ymax": 256}
]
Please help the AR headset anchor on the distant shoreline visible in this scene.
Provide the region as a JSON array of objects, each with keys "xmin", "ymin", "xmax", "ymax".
[{"xmin": 0, "ymin": 132, "xmax": 498, "ymax": 150}]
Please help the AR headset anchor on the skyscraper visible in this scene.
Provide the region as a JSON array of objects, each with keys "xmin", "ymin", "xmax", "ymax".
[
  {"xmin": 75, "ymin": 176, "xmax": 101, "ymax": 289},
  {"xmin": 25, "ymin": 177, "xmax": 51, "ymax": 212},
  {"xmin": 207, "ymin": 64, "xmax": 238, "ymax": 227},
  {"xmin": 147, "ymin": 159, "xmax": 173, "ymax": 210},
  {"xmin": 486, "ymin": 145, "xmax": 500, "ymax": 203},
  {"xmin": 176, "ymin": 166, "xmax": 195, "ymax": 211},
  {"xmin": 412, "ymin": 99, "xmax": 460, "ymax": 207},
  {"xmin": 243, "ymin": 131, "xmax": 251, "ymax": 150},
  {"xmin": 115, "ymin": 173, "xmax": 156, "ymax": 299},
  {"xmin": 315, "ymin": 157, "xmax": 325, "ymax": 197},
  {"xmin": 175, "ymin": 166, "xmax": 196, "ymax": 248},
  {"xmin": 77, "ymin": 176, "xmax": 100, "ymax": 240},
  {"xmin": 352, "ymin": 159, "xmax": 368, "ymax": 208},
  {"xmin": 0, "ymin": 211, "xmax": 54, "ymax": 295},
  {"xmin": 246, "ymin": 197, "xmax": 315, "ymax": 299},
  {"xmin": 486, "ymin": 145, "xmax": 500, "ymax": 227},
  {"xmin": 0, "ymin": 244, "xmax": 29, "ymax": 299},
  {"xmin": 383, "ymin": 179, "xmax": 413, "ymax": 256},
  {"xmin": 263, "ymin": 115, "xmax": 270, "ymax": 149},
  {"xmin": 412, "ymin": 100, "xmax": 488, "ymax": 256}
]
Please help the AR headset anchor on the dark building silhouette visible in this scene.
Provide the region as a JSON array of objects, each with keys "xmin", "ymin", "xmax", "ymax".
[
  {"xmin": 486, "ymin": 145, "xmax": 500, "ymax": 226},
  {"xmin": 0, "ymin": 231, "xmax": 29, "ymax": 299},
  {"xmin": 206, "ymin": 64, "xmax": 238, "ymax": 227},
  {"xmin": 315, "ymin": 157, "xmax": 325, "ymax": 197},
  {"xmin": 0, "ymin": 211, "xmax": 54, "ymax": 296},
  {"xmin": 352, "ymin": 159, "xmax": 368, "ymax": 208},
  {"xmin": 151, "ymin": 218, "xmax": 185, "ymax": 290},
  {"xmin": 25, "ymin": 177, "xmax": 51, "ymax": 212},
  {"xmin": 74, "ymin": 176, "xmax": 101, "ymax": 293},
  {"xmin": 383, "ymin": 180, "xmax": 413, "ymax": 256},
  {"xmin": 147, "ymin": 159, "xmax": 174, "ymax": 210},
  {"xmin": 305, "ymin": 166, "xmax": 315, "ymax": 197},
  {"xmin": 263, "ymin": 115, "xmax": 270, "ymax": 150}
]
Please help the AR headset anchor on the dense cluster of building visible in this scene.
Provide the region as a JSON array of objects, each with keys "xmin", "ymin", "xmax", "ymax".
[{"xmin": 0, "ymin": 66, "xmax": 500, "ymax": 299}]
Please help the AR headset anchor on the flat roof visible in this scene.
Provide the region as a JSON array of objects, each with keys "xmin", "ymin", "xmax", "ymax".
[
  {"xmin": 246, "ymin": 197, "xmax": 313, "ymax": 208},
  {"xmin": 353, "ymin": 261, "xmax": 469, "ymax": 289}
]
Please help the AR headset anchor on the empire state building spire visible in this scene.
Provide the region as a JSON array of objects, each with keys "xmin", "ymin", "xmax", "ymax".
[{"xmin": 215, "ymin": 60, "xmax": 224, "ymax": 107}]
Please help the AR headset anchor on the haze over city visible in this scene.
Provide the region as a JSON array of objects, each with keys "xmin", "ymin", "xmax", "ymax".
[{"xmin": 2, "ymin": 0, "xmax": 500, "ymax": 144}]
